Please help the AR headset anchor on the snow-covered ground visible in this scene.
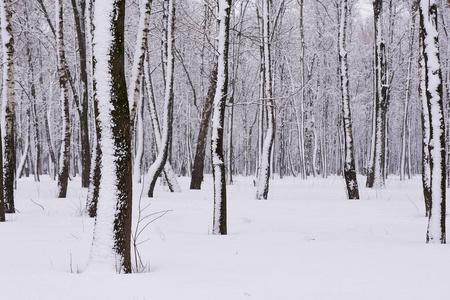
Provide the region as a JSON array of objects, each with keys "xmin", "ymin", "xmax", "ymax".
[{"xmin": 1, "ymin": 175, "xmax": 450, "ymax": 300}]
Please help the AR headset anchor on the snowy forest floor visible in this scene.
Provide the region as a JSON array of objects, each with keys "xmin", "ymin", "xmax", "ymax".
[{"xmin": 1, "ymin": 175, "xmax": 450, "ymax": 299}]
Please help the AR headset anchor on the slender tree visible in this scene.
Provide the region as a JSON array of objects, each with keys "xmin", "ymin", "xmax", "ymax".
[
  {"xmin": 71, "ymin": 0, "xmax": 91, "ymax": 188},
  {"xmin": 256, "ymin": 0, "xmax": 275, "ymax": 200},
  {"xmin": 145, "ymin": 0, "xmax": 175, "ymax": 198},
  {"xmin": 88, "ymin": 0, "xmax": 133, "ymax": 272},
  {"xmin": 211, "ymin": 0, "xmax": 231, "ymax": 235},
  {"xmin": 1, "ymin": 0, "xmax": 15, "ymax": 212},
  {"xmin": 420, "ymin": 0, "xmax": 446, "ymax": 244},
  {"xmin": 56, "ymin": 0, "xmax": 71, "ymax": 198},
  {"xmin": 338, "ymin": 0, "xmax": 359, "ymax": 199},
  {"xmin": 190, "ymin": 63, "xmax": 217, "ymax": 190},
  {"xmin": 367, "ymin": 0, "xmax": 388, "ymax": 188}
]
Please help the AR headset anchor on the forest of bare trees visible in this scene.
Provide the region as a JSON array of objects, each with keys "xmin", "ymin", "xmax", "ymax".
[{"xmin": 0, "ymin": 0, "xmax": 449, "ymax": 270}]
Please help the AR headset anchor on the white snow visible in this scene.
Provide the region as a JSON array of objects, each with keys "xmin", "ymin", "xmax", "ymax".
[{"xmin": 1, "ymin": 175, "xmax": 450, "ymax": 299}]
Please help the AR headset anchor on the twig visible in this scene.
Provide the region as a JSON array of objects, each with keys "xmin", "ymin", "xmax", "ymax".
[{"xmin": 30, "ymin": 199, "xmax": 45, "ymax": 210}]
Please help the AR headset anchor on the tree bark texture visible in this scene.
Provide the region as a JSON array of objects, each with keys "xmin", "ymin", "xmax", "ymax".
[
  {"xmin": 71, "ymin": 0, "xmax": 91, "ymax": 188},
  {"xmin": 256, "ymin": 0, "xmax": 276, "ymax": 200},
  {"xmin": 89, "ymin": 0, "xmax": 132, "ymax": 273},
  {"xmin": 338, "ymin": 0, "xmax": 359, "ymax": 199},
  {"xmin": 56, "ymin": 0, "xmax": 71, "ymax": 198},
  {"xmin": 1, "ymin": 0, "xmax": 15, "ymax": 213},
  {"xmin": 190, "ymin": 63, "xmax": 217, "ymax": 190},
  {"xmin": 420, "ymin": 0, "xmax": 446, "ymax": 244},
  {"xmin": 211, "ymin": 0, "xmax": 231, "ymax": 235}
]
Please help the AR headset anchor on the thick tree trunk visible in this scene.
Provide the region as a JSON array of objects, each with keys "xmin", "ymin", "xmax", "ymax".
[
  {"xmin": 211, "ymin": 0, "xmax": 231, "ymax": 235},
  {"xmin": 1, "ymin": 0, "xmax": 15, "ymax": 213},
  {"xmin": 338, "ymin": 0, "xmax": 359, "ymax": 199},
  {"xmin": 420, "ymin": 0, "xmax": 446, "ymax": 244},
  {"xmin": 89, "ymin": 0, "xmax": 132, "ymax": 273},
  {"xmin": 190, "ymin": 63, "xmax": 217, "ymax": 190},
  {"xmin": 56, "ymin": 0, "xmax": 71, "ymax": 198}
]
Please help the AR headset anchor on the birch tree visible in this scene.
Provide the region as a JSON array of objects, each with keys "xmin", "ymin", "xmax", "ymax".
[
  {"xmin": 56, "ymin": 0, "xmax": 71, "ymax": 198},
  {"xmin": 420, "ymin": 0, "xmax": 446, "ymax": 244},
  {"xmin": 256, "ymin": 0, "xmax": 275, "ymax": 200},
  {"xmin": 1, "ymin": 0, "xmax": 15, "ymax": 212},
  {"xmin": 338, "ymin": 0, "xmax": 359, "ymax": 199},
  {"xmin": 145, "ymin": 0, "xmax": 175, "ymax": 198},
  {"xmin": 88, "ymin": 0, "xmax": 133, "ymax": 273},
  {"xmin": 367, "ymin": 0, "xmax": 388, "ymax": 188}
]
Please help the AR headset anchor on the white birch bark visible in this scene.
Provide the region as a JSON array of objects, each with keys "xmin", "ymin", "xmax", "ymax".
[
  {"xmin": 143, "ymin": 54, "xmax": 181, "ymax": 192},
  {"xmin": 0, "ymin": 0, "xmax": 15, "ymax": 212},
  {"xmin": 144, "ymin": 0, "xmax": 176, "ymax": 197},
  {"xmin": 256, "ymin": 0, "xmax": 275, "ymax": 200},
  {"xmin": 128, "ymin": 0, "xmax": 152, "ymax": 126}
]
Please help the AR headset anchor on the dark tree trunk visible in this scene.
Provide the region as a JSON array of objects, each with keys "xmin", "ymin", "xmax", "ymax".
[
  {"xmin": 71, "ymin": 0, "xmax": 91, "ymax": 188},
  {"xmin": 56, "ymin": 0, "xmax": 71, "ymax": 198},
  {"xmin": 211, "ymin": 0, "xmax": 231, "ymax": 235},
  {"xmin": 89, "ymin": 0, "xmax": 132, "ymax": 273},
  {"xmin": 190, "ymin": 63, "xmax": 217, "ymax": 190},
  {"xmin": 420, "ymin": 0, "xmax": 446, "ymax": 244}
]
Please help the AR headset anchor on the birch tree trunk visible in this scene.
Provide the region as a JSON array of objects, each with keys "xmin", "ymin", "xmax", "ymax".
[
  {"xmin": 145, "ymin": 0, "xmax": 175, "ymax": 198},
  {"xmin": 143, "ymin": 52, "xmax": 181, "ymax": 193},
  {"xmin": 128, "ymin": 0, "xmax": 152, "ymax": 131},
  {"xmin": 88, "ymin": 0, "xmax": 132, "ymax": 273},
  {"xmin": 256, "ymin": 0, "xmax": 275, "ymax": 200},
  {"xmin": 56, "ymin": 0, "xmax": 71, "ymax": 198},
  {"xmin": 338, "ymin": 0, "xmax": 359, "ymax": 199},
  {"xmin": 420, "ymin": 0, "xmax": 446, "ymax": 244},
  {"xmin": 1, "ymin": 0, "xmax": 15, "ymax": 213},
  {"xmin": 211, "ymin": 0, "xmax": 231, "ymax": 235},
  {"xmin": 371, "ymin": 0, "xmax": 387, "ymax": 188}
]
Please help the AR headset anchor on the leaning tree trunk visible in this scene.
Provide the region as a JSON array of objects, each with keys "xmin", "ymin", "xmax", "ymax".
[
  {"xmin": 145, "ymin": 0, "xmax": 175, "ymax": 198},
  {"xmin": 211, "ymin": 0, "xmax": 231, "ymax": 235},
  {"xmin": 88, "ymin": 0, "xmax": 132, "ymax": 273},
  {"xmin": 190, "ymin": 63, "xmax": 217, "ymax": 189},
  {"xmin": 128, "ymin": 0, "xmax": 152, "ymax": 132},
  {"xmin": 256, "ymin": 0, "xmax": 275, "ymax": 200},
  {"xmin": 338, "ymin": 0, "xmax": 359, "ymax": 199},
  {"xmin": 420, "ymin": 0, "xmax": 446, "ymax": 244},
  {"xmin": 56, "ymin": 0, "xmax": 71, "ymax": 198},
  {"xmin": 143, "ymin": 51, "xmax": 181, "ymax": 193}
]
